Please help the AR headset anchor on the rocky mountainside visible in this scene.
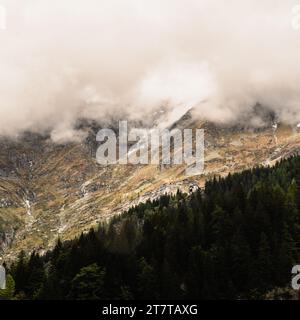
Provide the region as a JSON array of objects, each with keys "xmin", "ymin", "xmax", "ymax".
[{"xmin": 1, "ymin": 109, "xmax": 300, "ymax": 261}]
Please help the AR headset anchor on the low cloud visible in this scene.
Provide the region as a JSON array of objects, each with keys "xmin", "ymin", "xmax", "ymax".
[{"xmin": 0, "ymin": 0, "xmax": 300, "ymax": 140}]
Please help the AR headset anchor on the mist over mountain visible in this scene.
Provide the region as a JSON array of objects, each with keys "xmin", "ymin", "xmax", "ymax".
[{"xmin": 0, "ymin": 0, "xmax": 300, "ymax": 141}]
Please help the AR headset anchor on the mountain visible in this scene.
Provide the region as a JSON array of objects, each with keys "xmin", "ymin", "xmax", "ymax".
[
  {"xmin": 8, "ymin": 154, "xmax": 300, "ymax": 300},
  {"xmin": 1, "ymin": 108, "xmax": 300, "ymax": 261}
]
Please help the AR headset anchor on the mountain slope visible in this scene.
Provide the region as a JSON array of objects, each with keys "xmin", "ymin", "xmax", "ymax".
[
  {"xmin": 9, "ymin": 154, "xmax": 300, "ymax": 300},
  {"xmin": 1, "ymin": 112, "xmax": 300, "ymax": 260}
]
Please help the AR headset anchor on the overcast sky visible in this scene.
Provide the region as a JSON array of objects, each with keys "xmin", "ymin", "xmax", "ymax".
[{"xmin": 0, "ymin": 0, "xmax": 300, "ymax": 140}]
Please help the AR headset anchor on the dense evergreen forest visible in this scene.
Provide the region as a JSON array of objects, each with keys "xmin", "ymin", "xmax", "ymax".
[{"xmin": 5, "ymin": 155, "xmax": 300, "ymax": 300}]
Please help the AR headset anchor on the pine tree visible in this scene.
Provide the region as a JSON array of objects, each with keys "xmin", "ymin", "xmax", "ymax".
[
  {"xmin": 137, "ymin": 258, "xmax": 159, "ymax": 300},
  {"xmin": 68, "ymin": 263, "xmax": 106, "ymax": 300},
  {"xmin": 0, "ymin": 274, "xmax": 15, "ymax": 300},
  {"xmin": 13, "ymin": 250, "xmax": 28, "ymax": 294}
]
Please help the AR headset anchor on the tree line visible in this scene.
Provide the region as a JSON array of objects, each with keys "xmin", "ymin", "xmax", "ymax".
[{"xmin": 5, "ymin": 155, "xmax": 300, "ymax": 299}]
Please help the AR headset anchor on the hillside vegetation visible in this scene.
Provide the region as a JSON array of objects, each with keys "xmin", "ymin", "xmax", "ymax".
[{"xmin": 6, "ymin": 155, "xmax": 300, "ymax": 299}]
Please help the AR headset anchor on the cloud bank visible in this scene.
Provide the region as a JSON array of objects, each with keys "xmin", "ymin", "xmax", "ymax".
[{"xmin": 1, "ymin": 0, "xmax": 300, "ymax": 139}]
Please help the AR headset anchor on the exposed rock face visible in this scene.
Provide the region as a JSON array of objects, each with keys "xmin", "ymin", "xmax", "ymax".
[
  {"xmin": 1, "ymin": 111, "xmax": 300, "ymax": 261},
  {"xmin": 0, "ymin": 229, "xmax": 15, "ymax": 254}
]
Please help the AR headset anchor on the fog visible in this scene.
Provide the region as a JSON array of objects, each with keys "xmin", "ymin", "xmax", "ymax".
[{"xmin": 1, "ymin": 0, "xmax": 300, "ymax": 140}]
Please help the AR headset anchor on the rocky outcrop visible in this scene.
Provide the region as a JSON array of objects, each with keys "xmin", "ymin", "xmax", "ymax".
[{"xmin": 1, "ymin": 114, "xmax": 300, "ymax": 261}]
